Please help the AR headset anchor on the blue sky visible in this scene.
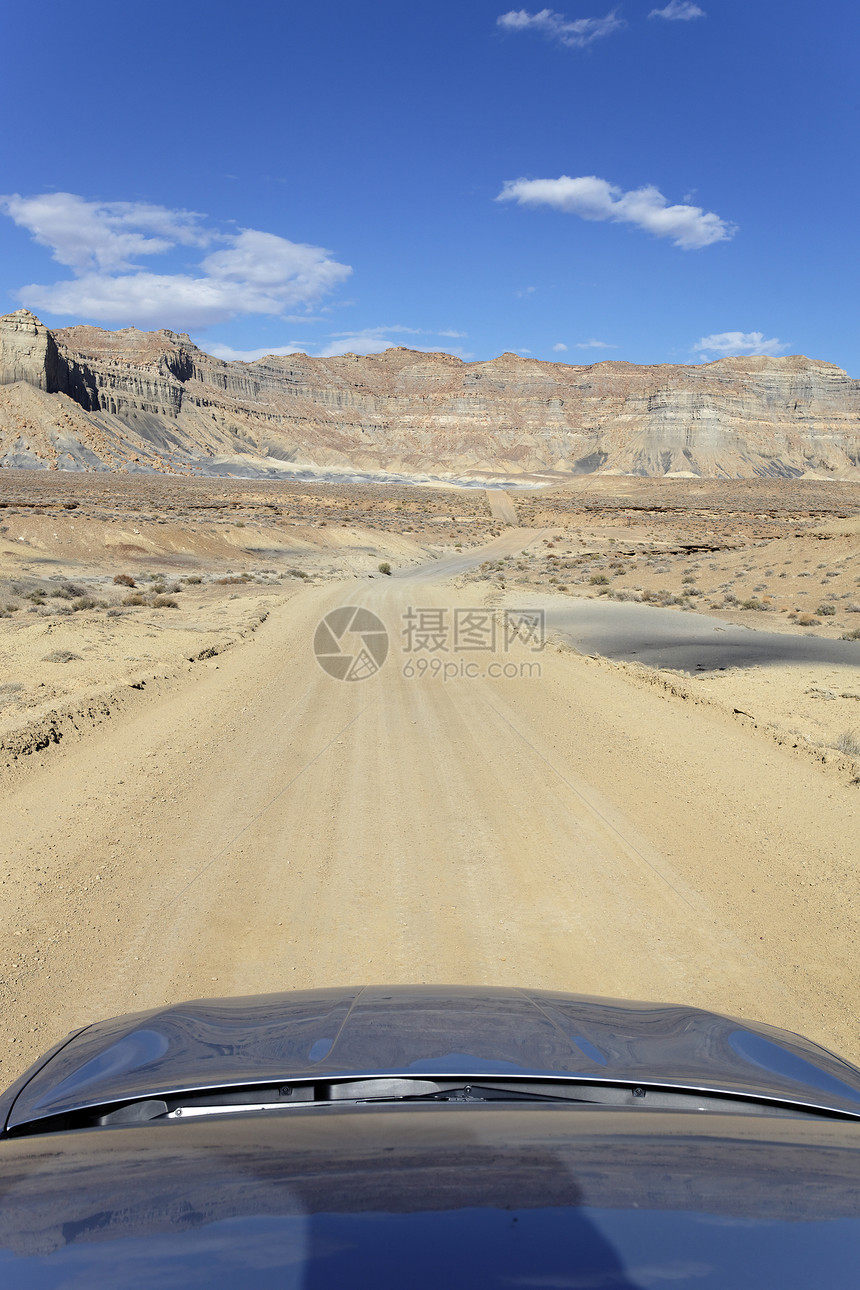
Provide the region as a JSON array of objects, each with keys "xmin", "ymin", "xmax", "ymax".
[{"xmin": 1, "ymin": 1, "xmax": 857, "ymax": 371}]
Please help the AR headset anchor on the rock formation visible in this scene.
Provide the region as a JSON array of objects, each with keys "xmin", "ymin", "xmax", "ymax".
[{"xmin": 1, "ymin": 309, "xmax": 859, "ymax": 479}]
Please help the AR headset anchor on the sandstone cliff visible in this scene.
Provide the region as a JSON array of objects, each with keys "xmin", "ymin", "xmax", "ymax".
[{"xmin": 1, "ymin": 309, "xmax": 858, "ymax": 480}]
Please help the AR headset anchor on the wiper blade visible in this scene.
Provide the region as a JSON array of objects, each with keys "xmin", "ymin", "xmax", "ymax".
[{"xmin": 14, "ymin": 1076, "xmax": 858, "ymax": 1135}]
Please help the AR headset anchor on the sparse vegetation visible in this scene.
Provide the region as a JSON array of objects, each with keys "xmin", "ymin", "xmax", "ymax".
[
  {"xmin": 378, "ymin": 562, "xmax": 392, "ymax": 575},
  {"xmin": 113, "ymin": 574, "xmax": 136, "ymax": 587}
]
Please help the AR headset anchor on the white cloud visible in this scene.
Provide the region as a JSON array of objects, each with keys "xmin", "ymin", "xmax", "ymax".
[
  {"xmin": 497, "ymin": 8, "xmax": 623, "ymax": 48},
  {"xmin": 318, "ymin": 325, "xmax": 468, "ymax": 357},
  {"xmin": 197, "ymin": 341, "xmax": 309, "ymax": 362},
  {"xmin": 552, "ymin": 342, "xmax": 568, "ymax": 351},
  {"xmin": 194, "ymin": 326, "xmax": 470, "ymax": 363},
  {"xmin": 649, "ymin": 1, "xmax": 705, "ymax": 20},
  {"xmin": 1, "ymin": 191, "xmax": 352, "ymax": 329},
  {"xmin": 693, "ymin": 331, "xmax": 786, "ymax": 357},
  {"xmin": 497, "ymin": 174, "xmax": 735, "ymax": 249},
  {"xmin": 1, "ymin": 192, "xmax": 211, "ymax": 272},
  {"xmin": 576, "ymin": 338, "xmax": 617, "ymax": 349},
  {"xmin": 318, "ymin": 334, "xmax": 400, "ymax": 358}
]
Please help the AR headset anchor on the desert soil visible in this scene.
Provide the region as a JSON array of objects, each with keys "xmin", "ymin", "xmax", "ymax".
[{"xmin": 1, "ymin": 471, "xmax": 859, "ymax": 1083}]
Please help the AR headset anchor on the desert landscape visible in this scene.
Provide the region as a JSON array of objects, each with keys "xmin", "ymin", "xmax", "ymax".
[
  {"xmin": 1, "ymin": 447, "xmax": 858, "ymax": 1084},
  {"xmin": 4, "ymin": 4, "xmax": 860, "ymax": 1278}
]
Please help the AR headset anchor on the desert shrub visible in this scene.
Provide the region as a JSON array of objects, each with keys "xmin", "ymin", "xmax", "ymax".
[
  {"xmin": 71, "ymin": 597, "xmax": 98, "ymax": 611},
  {"xmin": 681, "ymin": 573, "xmax": 696, "ymax": 584},
  {"xmin": 113, "ymin": 573, "xmax": 136, "ymax": 586},
  {"xmin": 378, "ymin": 562, "xmax": 392, "ymax": 575},
  {"xmin": 740, "ymin": 598, "xmax": 769, "ymax": 610},
  {"xmin": 797, "ymin": 614, "xmax": 819, "ymax": 626},
  {"xmin": 816, "ymin": 604, "xmax": 836, "ymax": 616},
  {"xmin": 289, "ymin": 569, "xmax": 309, "ymax": 579},
  {"xmin": 589, "ymin": 573, "xmax": 609, "ymax": 585},
  {"xmin": 152, "ymin": 595, "xmax": 179, "ymax": 609},
  {"xmin": 122, "ymin": 593, "xmax": 146, "ymax": 606},
  {"xmin": 41, "ymin": 649, "xmax": 82, "ymax": 662},
  {"xmin": 25, "ymin": 589, "xmax": 46, "ymax": 603},
  {"xmin": 842, "ymin": 628, "xmax": 860, "ymax": 641},
  {"xmin": 215, "ymin": 575, "xmax": 247, "ymax": 585},
  {"xmin": 51, "ymin": 583, "xmax": 85, "ymax": 600},
  {"xmin": 183, "ymin": 574, "xmax": 203, "ymax": 584},
  {"xmin": 834, "ymin": 730, "xmax": 860, "ymax": 757}
]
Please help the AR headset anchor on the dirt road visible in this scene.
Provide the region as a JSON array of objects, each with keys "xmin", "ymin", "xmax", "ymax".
[{"xmin": 2, "ymin": 537, "xmax": 858, "ymax": 1082}]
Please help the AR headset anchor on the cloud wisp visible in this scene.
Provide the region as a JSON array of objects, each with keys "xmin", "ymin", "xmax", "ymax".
[
  {"xmin": 317, "ymin": 327, "xmax": 469, "ymax": 358},
  {"xmin": 497, "ymin": 8, "xmax": 623, "ymax": 49},
  {"xmin": 200, "ymin": 341, "xmax": 309, "ymax": 363},
  {"xmin": 576, "ymin": 338, "xmax": 617, "ymax": 349},
  {"xmin": 0, "ymin": 192, "xmax": 352, "ymax": 330},
  {"xmin": 649, "ymin": 1, "xmax": 705, "ymax": 20},
  {"xmin": 693, "ymin": 331, "xmax": 786, "ymax": 358},
  {"xmin": 497, "ymin": 174, "xmax": 736, "ymax": 249},
  {"xmin": 197, "ymin": 326, "xmax": 470, "ymax": 363}
]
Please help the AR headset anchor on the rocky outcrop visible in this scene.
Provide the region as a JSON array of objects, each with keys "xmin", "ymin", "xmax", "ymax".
[
  {"xmin": 1, "ymin": 310, "xmax": 859, "ymax": 479},
  {"xmin": 0, "ymin": 310, "xmax": 67, "ymax": 394}
]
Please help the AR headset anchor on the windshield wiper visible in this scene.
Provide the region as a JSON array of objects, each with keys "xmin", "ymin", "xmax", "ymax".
[{"xmin": 11, "ymin": 1076, "xmax": 856, "ymax": 1136}]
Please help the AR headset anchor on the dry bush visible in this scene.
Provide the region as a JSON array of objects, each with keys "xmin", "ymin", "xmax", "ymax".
[
  {"xmin": 152, "ymin": 595, "xmax": 179, "ymax": 609},
  {"xmin": 122, "ymin": 593, "xmax": 146, "ymax": 606},
  {"xmin": 113, "ymin": 574, "xmax": 136, "ymax": 587}
]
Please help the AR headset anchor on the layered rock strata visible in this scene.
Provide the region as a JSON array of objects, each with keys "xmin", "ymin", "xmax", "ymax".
[{"xmin": 1, "ymin": 309, "xmax": 858, "ymax": 479}]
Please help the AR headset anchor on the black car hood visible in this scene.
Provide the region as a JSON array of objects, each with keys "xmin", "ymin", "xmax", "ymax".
[{"xmin": 4, "ymin": 985, "xmax": 860, "ymax": 1131}]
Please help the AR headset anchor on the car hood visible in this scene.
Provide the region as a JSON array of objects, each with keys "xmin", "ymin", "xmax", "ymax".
[{"xmin": 4, "ymin": 985, "xmax": 860, "ymax": 1131}]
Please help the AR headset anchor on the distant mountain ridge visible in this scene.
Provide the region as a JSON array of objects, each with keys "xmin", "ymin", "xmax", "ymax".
[{"xmin": 1, "ymin": 309, "xmax": 858, "ymax": 480}]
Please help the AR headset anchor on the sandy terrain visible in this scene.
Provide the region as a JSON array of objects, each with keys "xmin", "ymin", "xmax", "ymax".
[{"xmin": 1, "ymin": 471, "xmax": 859, "ymax": 1085}]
